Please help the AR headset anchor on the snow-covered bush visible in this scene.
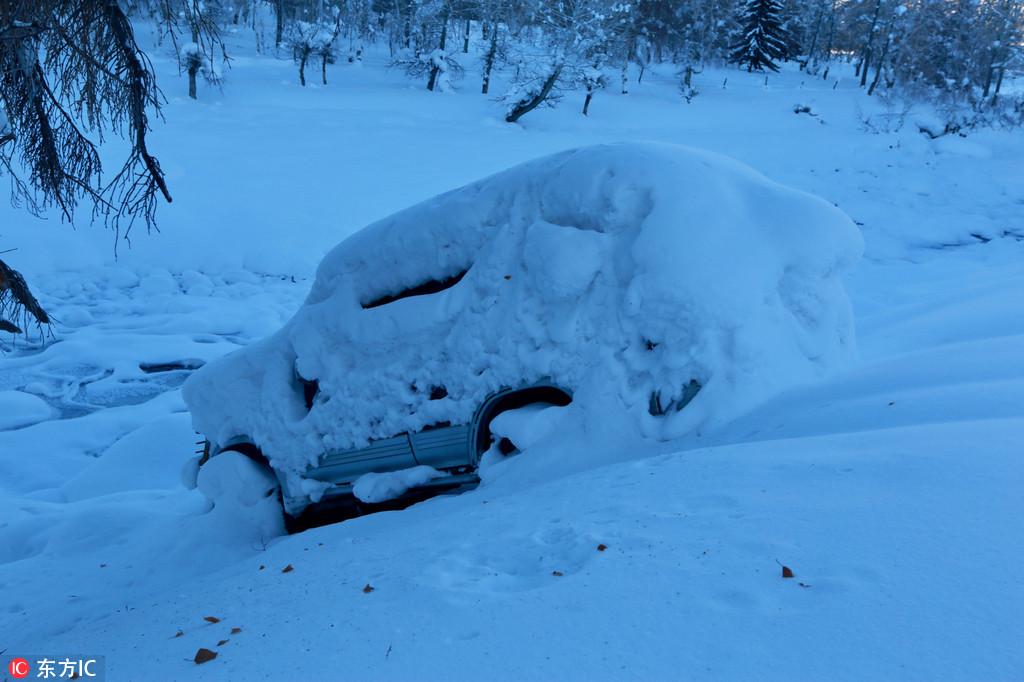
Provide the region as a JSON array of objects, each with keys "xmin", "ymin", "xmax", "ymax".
[
  {"xmin": 390, "ymin": 0, "xmax": 464, "ymax": 92},
  {"xmin": 155, "ymin": 0, "xmax": 230, "ymax": 99},
  {"xmin": 181, "ymin": 41, "xmax": 205, "ymax": 93},
  {"xmin": 184, "ymin": 143, "xmax": 862, "ymax": 508},
  {"xmin": 393, "ymin": 45, "xmax": 464, "ymax": 92},
  {"xmin": 579, "ymin": 62, "xmax": 609, "ymax": 115},
  {"xmin": 501, "ymin": 0, "xmax": 611, "ymax": 123},
  {"xmin": 502, "ymin": 52, "xmax": 567, "ymax": 121},
  {"xmin": 288, "ymin": 18, "xmax": 341, "ymax": 86},
  {"xmin": 680, "ymin": 64, "xmax": 701, "ymax": 103}
]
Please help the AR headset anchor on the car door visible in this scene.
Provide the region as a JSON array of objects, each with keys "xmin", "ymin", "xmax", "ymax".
[
  {"xmin": 307, "ymin": 434, "xmax": 418, "ymax": 485},
  {"xmin": 409, "ymin": 423, "xmax": 473, "ymax": 471}
]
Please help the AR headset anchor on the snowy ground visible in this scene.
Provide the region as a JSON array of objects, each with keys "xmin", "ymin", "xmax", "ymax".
[{"xmin": 1, "ymin": 30, "xmax": 1023, "ymax": 681}]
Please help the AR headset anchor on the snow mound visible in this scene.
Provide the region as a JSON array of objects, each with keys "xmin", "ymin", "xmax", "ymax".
[
  {"xmin": 490, "ymin": 403, "xmax": 568, "ymax": 451},
  {"xmin": 62, "ymin": 414, "xmax": 196, "ymax": 502},
  {"xmin": 479, "ymin": 403, "xmax": 569, "ymax": 481},
  {"xmin": 184, "ymin": 142, "xmax": 862, "ymax": 500},
  {"xmin": 196, "ymin": 450, "xmax": 286, "ymax": 541},
  {"xmin": 353, "ymin": 465, "xmax": 449, "ymax": 503},
  {"xmin": 0, "ymin": 391, "xmax": 52, "ymax": 431}
]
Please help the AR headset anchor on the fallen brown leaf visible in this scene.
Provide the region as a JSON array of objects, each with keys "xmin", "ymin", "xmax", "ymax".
[
  {"xmin": 204, "ymin": 616, "xmax": 221, "ymax": 624},
  {"xmin": 781, "ymin": 566, "xmax": 795, "ymax": 578},
  {"xmin": 282, "ymin": 564, "xmax": 294, "ymax": 574},
  {"xmin": 230, "ymin": 627, "xmax": 242, "ymax": 635},
  {"xmin": 173, "ymin": 630, "xmax": 184, "ymax": 638},
  {"xmin": 217, "ymin": 639, "xmax": 229, "ymax": 646},
  {"xmin": 596, "ymin": 544, "xmax": 608, "ymax": 552},
  {"xmin": 552, "ymin": 571, "xmax": 564, "ymax": 577},
  {"xmin": 363, "ymin": 583, "xmax": 375, "ymax": 593},
  {"xmin": 194, "ymin": 648, "xmax": 217, "ymax": 664}
]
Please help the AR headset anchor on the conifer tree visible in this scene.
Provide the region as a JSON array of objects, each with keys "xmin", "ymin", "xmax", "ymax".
[{"xmin": 730, "ymin": 0, "xmax": 790, "ymax": 71}]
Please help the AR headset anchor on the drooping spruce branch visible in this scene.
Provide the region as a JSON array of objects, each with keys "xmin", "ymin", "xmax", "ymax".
[
  {"xmin": 0, "ymin": 257, "xmax": 49, "ymax": 335},
  {"xmin": 0, "ymin": 0, "xmax": 172, "ymax": 240}
]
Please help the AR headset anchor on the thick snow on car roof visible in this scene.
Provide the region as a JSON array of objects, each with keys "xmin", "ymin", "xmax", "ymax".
[{"xmin": 184, "ymin": 142, "xmax": 862, "ymax": 485}]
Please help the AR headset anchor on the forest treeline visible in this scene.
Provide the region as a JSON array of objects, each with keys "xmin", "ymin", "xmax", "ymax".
[
  {"xmin": 0, "ymin": 0, "xmax": 1020, "ymax": 267},
  {"xmin": 139, "ymin": 0, "xmax": 1022, "ymax": 119}
]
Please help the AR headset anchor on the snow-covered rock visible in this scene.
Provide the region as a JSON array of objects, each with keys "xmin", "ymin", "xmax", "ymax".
[
  {"xmin": 0, "ymin": 391, "xmax": 52, "ymax": 431},
  {"xmin": 184, "ymin": 142, "xmax": 862, "ymax": 499}
]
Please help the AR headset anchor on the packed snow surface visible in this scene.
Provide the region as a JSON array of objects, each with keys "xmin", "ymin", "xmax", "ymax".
[{"xmin": 184, "ymin": 142, "xmax": 862, "ymax": 505}]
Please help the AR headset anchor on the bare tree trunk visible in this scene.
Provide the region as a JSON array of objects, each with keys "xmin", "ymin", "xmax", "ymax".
[
  {"xmin": 482, "ymin": 21, "xmax": 498, "ymax": 94},
  {"xmin": 506, "ymin": 63, "xmax": 563, "ymax": 123},
  {"xmin": 867, "ymin": 34, "xmax": 890, "ymax": 95},
  {"xmin": 802, "ymin": 3, "xmax": 824, "ymax": 70},
  {"xmin": 299, "ymin": 50, "xmax": 308, "ymax": 86},
  {"xmin": 582, "ymin": 90, "xmax": 593, "ymax": 116},
  {"xmin": 820, "ymin": 1, "xmax": 837, "ymax": 78},
  {"xmin": 981, "ymin": 25, "xmax": 1005, "ymax": 99},
  {"xmin": 322, "ymin": 54, "xmax": 328, "ymax": 85},
  {"xmin": 275, "ymin": 0, "xmax": 285, "ymax": 49},
  {"xmin": 427, "ymin": 8, "xmax": 450, "ymax": 91},
  {"xmin": 620, "ymin": 29, "xmax": 634, "ymax": 94},
  {"xmin": 859, "ymin": 0, "xmax": 882, "ymax": 88},
  {"xmin": 188, "ymin": 26, "xmax": 199, "ymax": 99},
  {"xmin": 463, "ymin": 18, "xmax": 470, "ymax": 53}
]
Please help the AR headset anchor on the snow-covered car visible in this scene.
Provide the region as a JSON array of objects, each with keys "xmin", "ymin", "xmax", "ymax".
[{"xmin": 183, "ymin": 142, "xmax": 862, "ymax": 529}]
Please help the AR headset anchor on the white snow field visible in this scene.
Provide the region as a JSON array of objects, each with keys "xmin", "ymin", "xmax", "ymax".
[{"xmin": 2, "ymin": 30, "xmax": 1023, "ymax": 681}]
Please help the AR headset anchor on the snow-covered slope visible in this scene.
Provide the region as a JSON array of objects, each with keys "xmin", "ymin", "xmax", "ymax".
[
  {"xmin": 3, "ymin": 251, "xmax": 1021, "ymax": 680},
  {"xmin": 183, "ymin": 142, "xmax": 862, "ymax": 494},
  {"xmin": 1, "ymin": 32, "xmax": 1022, "ymax": 682}
]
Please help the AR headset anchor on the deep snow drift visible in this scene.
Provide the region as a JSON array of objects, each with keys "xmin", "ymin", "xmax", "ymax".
[
  {"xmin": 1, "ymin": 30, "xmax": 1022, "ymax": 682},
  {"xmin": 184, "ymin": 143, "xmax": 862, "ymax": 506}
]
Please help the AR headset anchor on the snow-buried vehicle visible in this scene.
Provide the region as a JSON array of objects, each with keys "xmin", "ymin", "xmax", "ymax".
[{"xmin": 183, "ymin": 142, "xmax": 862, "ymax": 528}]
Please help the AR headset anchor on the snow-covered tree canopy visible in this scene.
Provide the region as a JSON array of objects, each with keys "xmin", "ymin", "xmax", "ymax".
[
  {"xmin": 730, "ymin": 0, "xmax": 791, "ymax": 71},
  {"xmin": 266, "ymin": 0, "xmax": 1021, "ymax": 117}
]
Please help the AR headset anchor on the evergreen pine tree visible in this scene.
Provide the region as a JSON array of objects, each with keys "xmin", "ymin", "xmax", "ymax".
[{"xmin": 730, "ymin": 0, "xmax": 791, "ymax": 72}]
